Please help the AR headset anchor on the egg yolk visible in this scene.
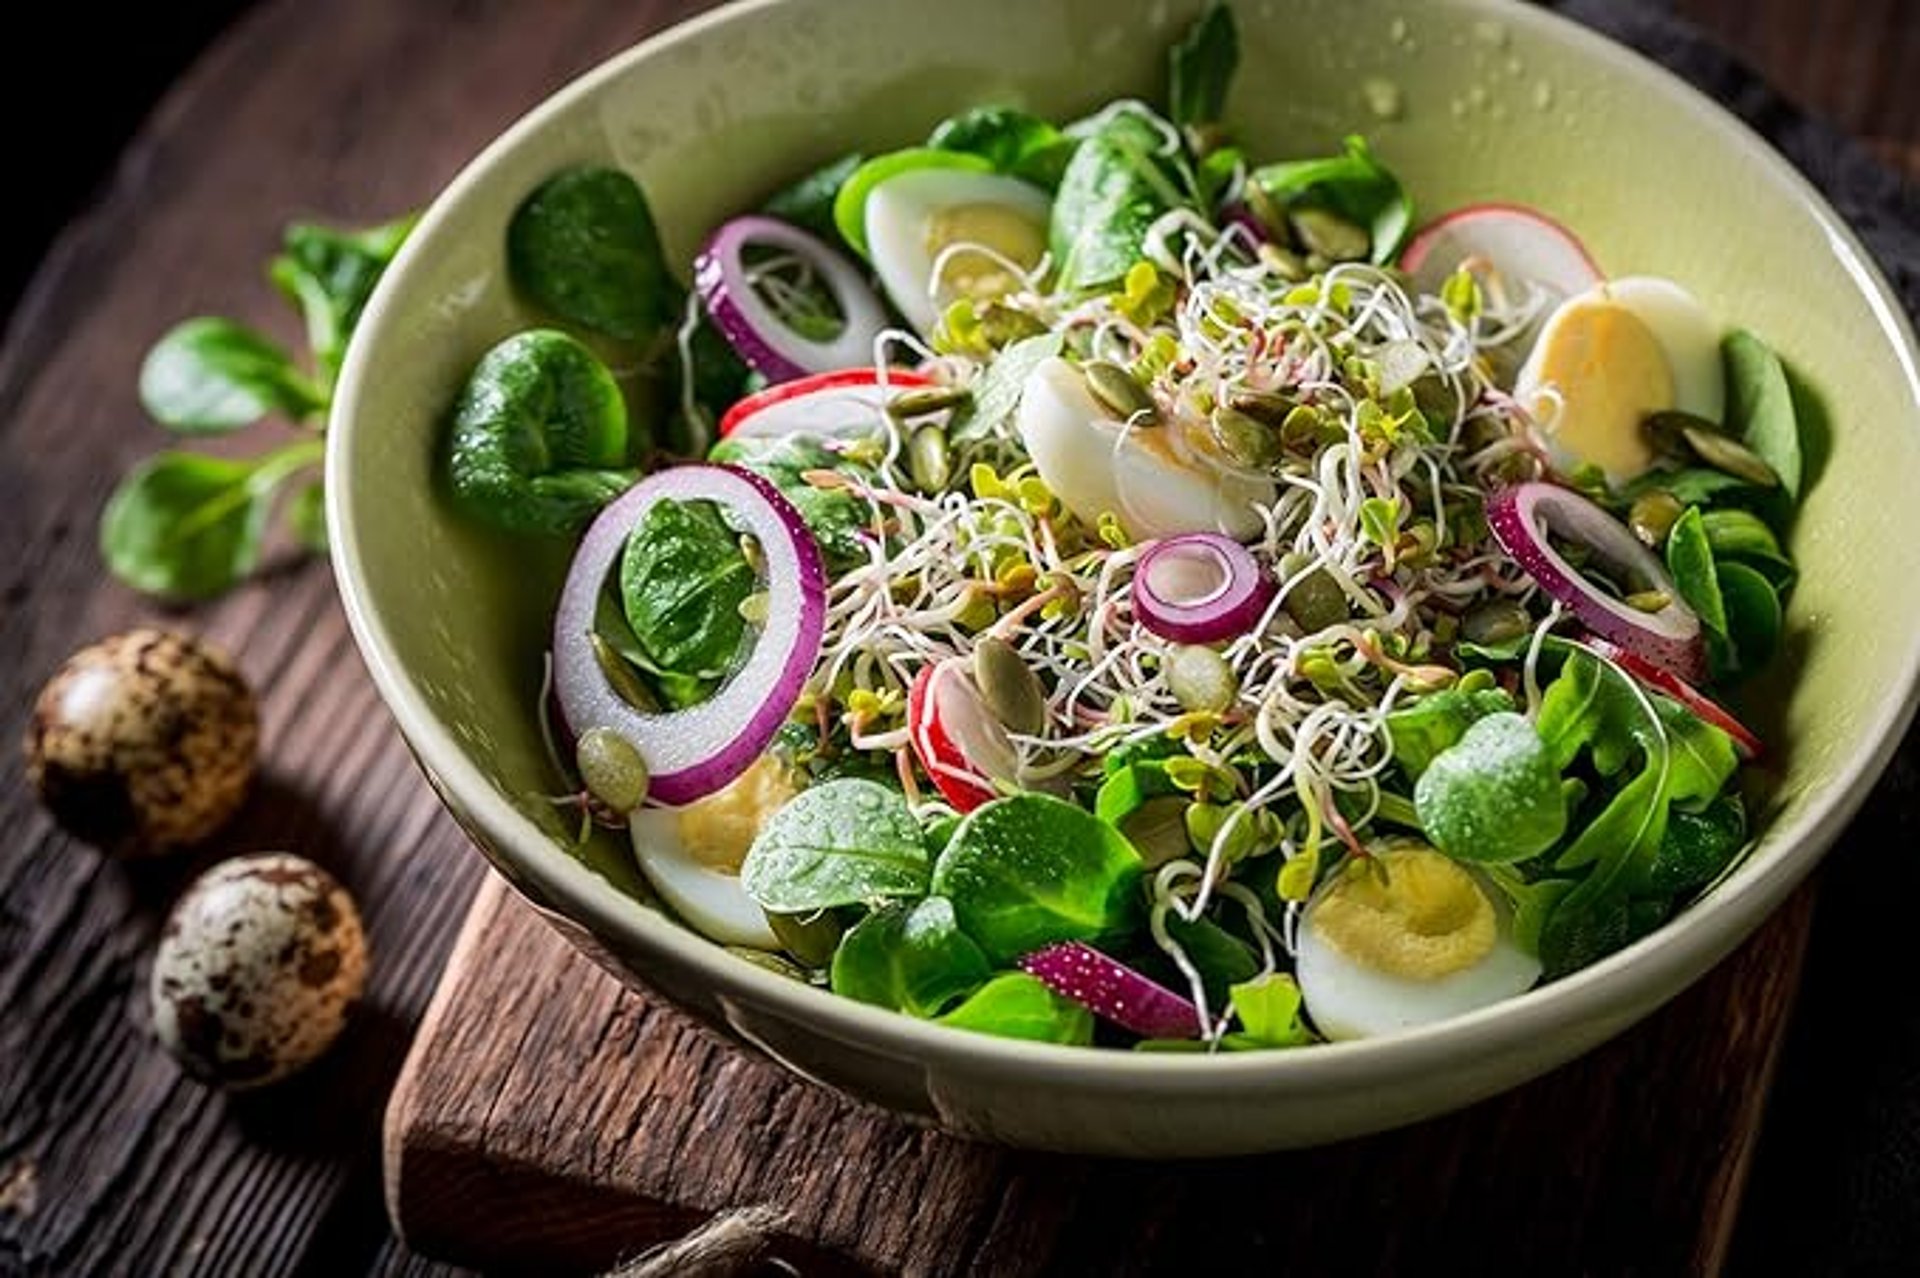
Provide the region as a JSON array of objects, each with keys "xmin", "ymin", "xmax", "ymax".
[
  {"xmin": 925, "ymin": 203, "xmax": 1046, "ymax": 300},
  {"xmin": 1525, "ymin": 299, "xmax": 1673, "ymax": 482},
  {"xmin": 675, "ymin": 756, "xmax": 799, "ymax": 874},
  {"xmin": 1310, "ymin": 846, "xmax": 1497, "ymax": 981}
]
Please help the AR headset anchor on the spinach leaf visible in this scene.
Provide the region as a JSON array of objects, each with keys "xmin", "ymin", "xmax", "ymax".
[
  {"xmin": 508, "ymin": 166, "xmax": 678, "ymax": 344},
  {"xmin": 1717, "ymin": 560, "xmax": 1784, "ymax": 673},
  {"xmin": 269, "ymin": 213, "xmax": 416, "ymax": 380},
  {"xmin": 1229, "ymin": 972, "xmax": 1313, "ymax": 1047},
  {"xmin": 1157, "ymin": 912, "xmax": 1260, "ymax": 1006},
  {"xmin": 929, "ymin": 107, "xmax": 1076, "ymax": 189},
  {"xmin": 1665, "ymin": 506, "xmax": 1730, "ymax": 662},
  {"xmin": 1384, "ymin": 684, "xmax": 1516, "ymax": 778},
  {"xmin": 1250, "ymin": 136, "xmax": 1411, "ymax": 265},
  {"xmin": 100, "ymin": 441, "xmax": 320, "ymax": 600},
  {"xmin": 762, "ymin": 152, "xmax": 863, "ymax": 243},
  {"xmin": 1050, "ymin": 108, "xmax": 1187, "ymax": 293},
  {"xmin": 286, "ymin": 479, "xmax": 328, "ymax": 554},
  {"xmin": 445, "ymin": 329, "xmax": 637, "ymax": 534},
  {"xmin": 741, "ymin": 779, "xmax": 931, "ymax": 912},
  {"xmin": 138, "ymin": 318, "xmax": 326, "ymax": 433},
  {"xmin": 829, "ymin": 896, "xmax": 991, "ymax": 1016},
  {"xmin": 1701, "ymin": 508, "xmax": 1795, "ymax": 588},
  {"xmin": 708, "ymin": 431, "xmax": 874, "ymax": 572},
  {"xmin": 1167, "ymin": 0, "xmax": 1238, "ymax": 129},
  {"xmin": 619, "ymin": 498, "xmax": 755, "ymax": 680},
  {"xmin": 950, "ymin": 331, "xmax": 1063, "ymax": 444},
  {"xmin": 1094, "ymin": 757, "xmax": 1181, "ymax": 825},
  {"xmin": 1615, "ymin": 466, "xmax": 1760, "ymax": 508},
  {"xmin": 1723, "ymin": 330, "xmax": 1801, "ymax": 498},
  {"xmin": 931, "ymin": 793, "xmax": 1144, "ymax": 964},
  {"xmin": 1645, "ymin": 794, "xmax": 1748, "ymax": 898},
  {"xmin": 1413, "ymin": 712, "xmax": 1567, "ymax": 864},
  {"xmin": 833, "ymin": 149, "xmax": 994, "ymax": 257},
  {"xmin": 936, "ymin": 972, "xmax": 1094, "ymax": 1044}
]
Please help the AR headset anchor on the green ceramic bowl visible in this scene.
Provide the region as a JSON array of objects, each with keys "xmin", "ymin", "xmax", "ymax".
[{"xmin": 330, "ymin": 0, "xmax": 1920, "ymax": 1153}]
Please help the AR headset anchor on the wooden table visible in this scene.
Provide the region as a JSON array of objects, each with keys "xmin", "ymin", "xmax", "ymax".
[{"xmin": 2, "ymin": 2, "xmax": 1916, "ymax": 1274}]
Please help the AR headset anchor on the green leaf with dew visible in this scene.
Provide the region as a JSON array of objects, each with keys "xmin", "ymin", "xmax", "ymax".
[
  {"xmin": 829, "ymin": 896, "xmax": 992, "ymax": 1017},
  {"xmin": 741, "ymin": 779, "xmax": 931, "ymax": 913}
]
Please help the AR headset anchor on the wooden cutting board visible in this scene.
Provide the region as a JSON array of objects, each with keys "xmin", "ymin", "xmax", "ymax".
[{"xmin": 385, "ymin": 874, "xmax": 1813, "ymax": 1276}]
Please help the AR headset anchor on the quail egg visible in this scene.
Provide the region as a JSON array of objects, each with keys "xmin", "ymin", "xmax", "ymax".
[
  {"xmin": 150, "ymin": 853, "xmax": 368, "ymax": 1088},
  {"xmin": 24, "ymin": 630, "xmax": 257, "ymax": 855}
]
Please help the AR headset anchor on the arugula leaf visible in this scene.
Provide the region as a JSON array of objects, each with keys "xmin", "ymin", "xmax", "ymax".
[
  {"xmin": 619, "ymin": 498, "xmax": 755, "ymax": 681},
  {"xmin": 508, "ymin": 166, "xmax": 678, "ymax": 344},
  {"xmin": 1384, "ymin": 684, "xmax": 1516, "ymax": 778},
  {"xmin": 1050, "ymin": 108, "xmax": 1187, "ymax": 293},
  {"xmin": 1536, "ymin": 650, "xmax": 1737, "ymax": 803},
  {"xmin": 936, "ymin": 972, "xmax": 1094, "ymax": 1044},
  {"xmin": 1250, "ymin": 135, "xmax": 1411, "ymax": 264},
  {"xmin": 1167, "ymin": 1, "xmax": 1239, "ymax": 130},
  {"xmin": 932, "ymin": 793, "xmax": 1144, "ymax": 964},
  {"xmin": 829, "ymin": 896, "xmax": 992, "ymax": 1016},
  {"xmin": 138, "ymin": 318, "xmax": 326, "ymax": 433},
  {"xmin": 100, "ymin": 440, "xmax": 320, "ymax": 600},
  {"xmin": 270, "ymin": 213, "xmax": 416, "ymax": 380},
  {"xmin": 833, "ymin": 149, "xmax": 994, "ymax": 257},
  {"xmin": 1723, "ymin": 330, "xmax": 1801, "ymax": 498},
  {"xmin": 1413, "ymin": 712, "xmax": 1567, "ymax": 864},
  {"xmin": 1229, "ymin": 972, "xmax": 1313, "ymax": 1047},
  {"xmin": 741, "ymin": 779, "xmax": 931, "ymax": 912},
  {"xmin": 929, "ymin": 107, "xmax": 1077, "ymax": 189},
  {"xmin": 762, "ymin": 151, "xmax": 863, "ymax": 243},
  {"xmin": 950, "ymin": 331, "xmax": 1063, "ymax": 444}
]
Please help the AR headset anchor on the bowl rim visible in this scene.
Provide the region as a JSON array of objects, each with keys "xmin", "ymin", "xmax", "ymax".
[{"xmin": 329, "ymin": 0, "xmax": 1920, "ymax": 1091}]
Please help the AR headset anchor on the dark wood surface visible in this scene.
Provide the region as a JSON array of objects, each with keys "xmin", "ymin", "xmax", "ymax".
[
  {"xmin": 388, "ymin": 875, "xmax": 1815, "ymax": 1277},
  {"xmin": 0, "ymin": 2, "xmax": 1915, "ymax": 1275}
]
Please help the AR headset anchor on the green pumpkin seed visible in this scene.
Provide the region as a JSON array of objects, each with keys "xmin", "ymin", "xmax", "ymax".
[
  {"xmin": 1462, "ymin": 599, "xmax": 1530, "ymax": 646},
  {"xmin": 1642, "ymin": 409, "xmax": 1717, "ymax": 453},
  {"xmin": 1288, "ymin": 207, "xmax": 1371, "ymax": 262},
  {"xmin": 576, "ymin": 726, "xmax": 650, "ymax": 814},
  {"xmin": 1258, "ymin": 243, "xmax": 1309, "ymax": 282},
  {"xmin": 1628, "ymin": 491, "xmax": 1684, "ymax": 547},
  {"xmin": 766, "ymin": 909, "xmax": 843, "ymax": 968},
  {"xmin": 973, "ymin": 636, "xmax": 1047, "ymax": 735},
  {"xmin": 1082, "ymin": 360, "xmax": 1159, "ymax": 424},
  {"xmin": 908, "ymin": 426, "xmax": 951, "ymax": 494},
  {"xmin": 1167, "ymin": 644, "xmax": 1240, "ymax": 714},
  {"xmin": 1119, "ymin": 795, "xmax": 1195, "ymax": 869},
  {"xmin": 1411, "ymin": 372, "xmax": 1462, "ymax": 430},
  {"xmin": 737, "ymin": 591, "xmax": 771, "ymax": 626},
  {"xmin": 1279, "ymin": 554, "xmax": 1349, "ymax": 632},
  {"xmin": 1679, "ymin": 425, "xmax": 1780, "ymax": 487},
  {"xmin": 1623, "ymin": 589, "xmax": 1672, "ymax": 614},
  {"xmin": 887, "ymin": 385, "xmax": 971, "ymax": 421},
  {"xmin": 1226, "ymin": 388, "xmax": 1297, "ymax": 426},
  {"xmin": 1281, "ymin": 403, "xmax": 1330, "ymax": 448},
  {"xmin": 1212, "ymin": 405, "xmax": 1281, "ymax": 469},
  {"xmin": 590, "ymin": 633, "xmax": 661, "ymax": 713},
  {"xmin": 738, "ymin": 533, "xmax": 766, "ymax": 576},
  {"xmin": 725, "ymin": 946, "xmax": 810, "ymax": 980}
]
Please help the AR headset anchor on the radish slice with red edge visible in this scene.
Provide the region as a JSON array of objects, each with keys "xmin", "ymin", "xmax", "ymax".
[
  {"xmin": 1484, "ymin": 481, "xmax": 1706, "ymax": 683},
  {"xmin": 1579, "ymin": 635, "xmax": 1762, "ymax": 759},
  {"xmin": 1020, "ymin": 941, "xmax": 1204, "ymax": 1039},
  {"xmin": 694, "ymin": 215, "xmax": 890, "ymax": 385},
  {"xmin": 908, "ymin": 660, "xmax": 1018, "ymax": 812},
  {"xmin": 1400, "ymin": 203, "xmax": 1603, "ymax": 300},
  {"xmin": 1133, "ymin": 533, "xmax": 1275, "ymax": 644},
  {"xmin": 551, "ymin": 463, "xmax": 826, "ymax": 807},
  {"xmin": 718, "ymin": 367, "xmax": 933, "ymax": 440}
]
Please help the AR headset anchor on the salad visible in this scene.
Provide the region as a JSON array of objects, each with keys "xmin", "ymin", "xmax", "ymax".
[{"xmin": 438, "ymin": 4, "xmax": 1805, "ymax": 1050}]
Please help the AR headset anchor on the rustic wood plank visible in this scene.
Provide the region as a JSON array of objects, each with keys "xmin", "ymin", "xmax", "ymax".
[{"xmin": 386, "ymin": 873, "xmax": 1815, "ymax": 1277}]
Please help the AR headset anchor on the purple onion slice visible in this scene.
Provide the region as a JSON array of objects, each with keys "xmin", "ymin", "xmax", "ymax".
[
  {"xmin": 1132, "ymin": 533, "xmax": 1275, "ymax": 644},
  {"xmin": 693, "ymin": 215, "xmax": 889, "ymax": 384}
]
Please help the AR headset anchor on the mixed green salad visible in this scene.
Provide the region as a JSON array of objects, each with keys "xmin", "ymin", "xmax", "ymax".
[{"xmin": 438, "ymin": 3, "xmax": 1806, "ymax": 1049}]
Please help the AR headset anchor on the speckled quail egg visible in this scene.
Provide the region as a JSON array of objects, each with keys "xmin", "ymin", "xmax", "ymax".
[
  {"xmin": 24, "ymin": 630, "xmax": 257, "ymax": 855},
  {"xmin": 150, "ymin": 853, "xmax": 368, "ymax": 1089}
]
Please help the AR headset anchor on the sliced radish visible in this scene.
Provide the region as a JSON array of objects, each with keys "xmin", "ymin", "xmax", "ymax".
[
  {"xmin": 908, "ymin": 659, "xmax": 1019, "ymax": 812},
  {"xmin": 718, "ymin": 367, "xmax": 934, "ymax": 440},
  {"xmin": 1400, "ymin": 202, "xmax": 1603, "ymax": 301},
  {"xmin": 1579, "ymin": 636, "xmax": 1763, "ymax": 760},
  {"xmin": 1019, "ymin": 941, "xmax": 1204, "ymax": 1039}
]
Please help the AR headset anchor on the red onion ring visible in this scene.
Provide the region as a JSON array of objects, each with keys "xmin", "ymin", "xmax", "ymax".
[
  {"xmin": 1132, "ymin": 533, "xmax": 1275, "ymax": 644},
  {"xmin": 1485, "ymin": 481, "xmax": 1705, "ymax": 683},
  {"xmin": 551, "ymin": 463, "xmax": 826, "ymax": 806},
  {"xmin": 693, "ymin": 215, "xmax": 889, "ymax": 384},
  {"xmin": 1019, "ymin": 941, "xmax": 1203, "ymax": 1039}
]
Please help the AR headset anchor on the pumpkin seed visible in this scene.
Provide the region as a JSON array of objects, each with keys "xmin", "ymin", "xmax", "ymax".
[
  {"xmin": 576, "ymin": 726, "xmax": 650, "ymax": 814},
  {"xmin": 1167, "ymin": 644, "xmax": 1240, "ymax": 714},
  {"xmin": 1212, "ymin": 405, "xmax": 1281, "ymax": 469},
  {"xmin": 1643, "ymin": 409, "xmax": 1717, "ymax": 454},
  {"xmin": 766, "ymin": 909, "xmax": 843, "ymax": 968},
  {"xmin": 724, "ymin": 946, "xmax": 810, "ymax": 980},
  {"xmin": 1679, "ymin": 425, "xmax": 1780, "ymax": 487},
  {"xmin": 908, "ymin": 425, "xmax": 951, "ymax": 494},
  {"xmin": 886, "ymin": 385, "xmax": 971, "ymax": 421},
  {"xmin": 1082, "ymin": 359, "xmax": 1159, "ymax": 423},
  {"xmin": 738, "ymin": 533, "xmax": 766, "ymax": 576},
  {"xmin": 1257, "ymin": 243, "xmax": 1309, "ymax": 281},
  {"xmin": 1411, "ymin": 372, "xmax": 1462, "ymax": 429},
  {"xmin": 1281, "ymin": 403, "xmax": 1330, "ymax": 448},
  {"xmin": 973, "ymin": 637, "xmax": 1047, "ymax": 735},
  {"xmin": 1288, "ymin": 207, "xmax": 1371, "ymax": 262},
  {"xmin": 1628, "ymin": 491, "xmax": 1684, "ymax": 547},
  {"xmin": 1462, "ymin": 599, "xmax": 1530, "ymax": 646},
  {"xmin": 1119, "ymin": 795, "xmax": 1195, "ymax": 869},
  {"xmin": 737, "ymin": 591, "xmax": 771, "ymax": 626},
  {"xmin": 1226, "ymin": 388, "xmax": 1297, "ymax": 426},
  {"xmin": 1278, "ymin": 554, "xmax": 1349, "ymax": 632},
  {"xmin": 1623, "ymin": 589, "xmax": 1672, "ymax": 614},
  {"xmin": 590, "ymin": 633, "xmax": 661, "ymax": 712}
]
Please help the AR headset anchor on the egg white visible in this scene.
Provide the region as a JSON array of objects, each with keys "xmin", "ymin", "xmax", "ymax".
[
  {"xmin": 629, "ymin": 809, "xmax": 780, "ymax": 949},
  {"xmin": 1295, "ymin": 868, "xmax": 1541, "ymax": 1042},
  {"xmin": 864, "ymin": 167, "xmax": 1052, "ymax": 333},
  {"xmin": 1017, "ymin": 356, "xmax": 1275, "ymax": 541}
]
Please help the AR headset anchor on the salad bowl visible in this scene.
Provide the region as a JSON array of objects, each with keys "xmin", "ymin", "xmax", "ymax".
[{"xmin": 330, "ymin": 0, "xmax": 1920, "ymax": 1153}]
